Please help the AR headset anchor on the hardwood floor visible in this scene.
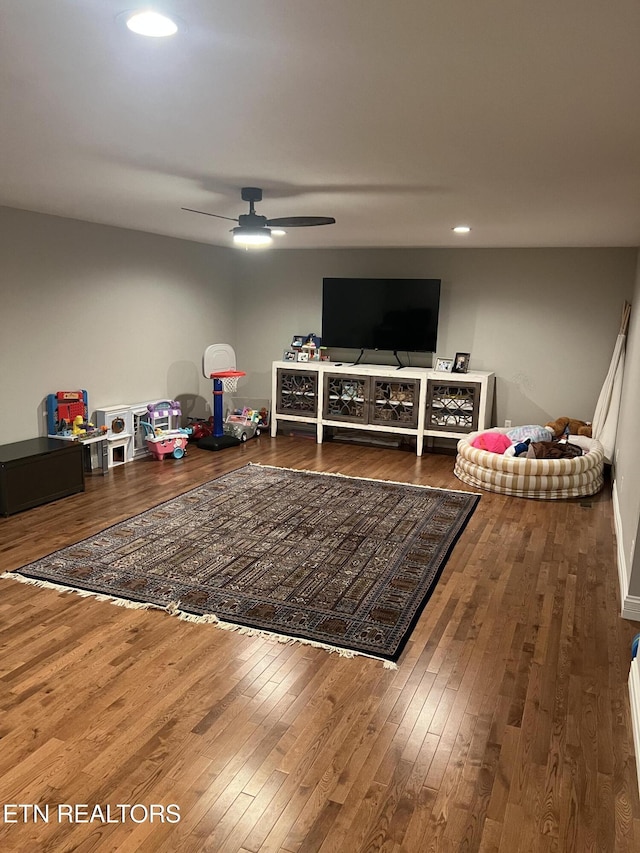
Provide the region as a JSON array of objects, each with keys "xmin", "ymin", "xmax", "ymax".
[{"xmin": 0, "ymin": 435, "xmax": 639, "ymax": 852}]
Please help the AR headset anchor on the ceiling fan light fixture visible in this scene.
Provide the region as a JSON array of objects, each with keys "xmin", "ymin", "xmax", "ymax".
[
  {"xmin": 124, "ymin": 10, "xmax": 179, "ymax": 37},
  {"xmin": 232, "ymin": 226, "xmax": 273, "ymax": 248},
  {"xmin": 182, "ymin": 187, "xmax": 335, "ymax": 245}
]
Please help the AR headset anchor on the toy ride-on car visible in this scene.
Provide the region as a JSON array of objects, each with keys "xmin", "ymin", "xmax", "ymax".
[
  {"xmin": 187, "ymin": 416, "xmax": 215, "ymax": 442},
  {"xmin": 223, "ymin": 409, "xmax": 261, "ymax": 443}
]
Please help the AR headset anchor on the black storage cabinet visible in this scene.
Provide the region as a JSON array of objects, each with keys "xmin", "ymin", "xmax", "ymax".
[{"xmin": 0, "ymin": 437, "xmax": 85, "ymax": 516}]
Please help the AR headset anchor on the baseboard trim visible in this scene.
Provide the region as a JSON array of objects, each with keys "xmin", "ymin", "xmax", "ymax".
[
  {"xmin": 629, "ymin": 658, "xmax": 640, "ymax": 795},
  {"xmin": 624, "ymin": 596, "xmax": 640, "ymax": 622},
  {"xmin": 612, "ymin": 480, "xmax": 640, "ymax": 620}
]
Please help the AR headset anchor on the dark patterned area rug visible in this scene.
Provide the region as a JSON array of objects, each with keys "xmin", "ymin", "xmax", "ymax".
[{"xmin": 3, "ymin": 464, "xmax": 479, "ymax": 665}]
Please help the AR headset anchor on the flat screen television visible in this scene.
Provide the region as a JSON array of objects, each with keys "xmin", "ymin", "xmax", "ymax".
[{"xmin": 321, "ymin": 277, "xmax": 441, "ymax": 353}]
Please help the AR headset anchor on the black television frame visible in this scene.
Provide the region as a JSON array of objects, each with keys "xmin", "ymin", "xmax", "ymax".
[{"xmin": 321, "ymin": 277, "xmax": 441, "ymax": 363}]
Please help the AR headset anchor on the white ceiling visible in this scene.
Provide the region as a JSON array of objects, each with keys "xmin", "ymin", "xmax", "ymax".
[{"xmin": 2, "ymin": 1, "xmax": 640, "ymax": 250}]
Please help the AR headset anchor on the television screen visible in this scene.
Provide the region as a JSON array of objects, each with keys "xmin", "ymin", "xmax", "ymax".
[{"xmin": 321, "ymin": 278, "xmax": 441, "ymax": 353}]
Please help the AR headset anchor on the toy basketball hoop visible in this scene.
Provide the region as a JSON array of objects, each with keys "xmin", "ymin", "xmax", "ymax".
[
  {"xmin": 211, "ymin": 369, "xmax": 245, "ymax": 394},
  {"xmin": 199, "ymin": 345, "xmax": 248, "ymax": 452}
]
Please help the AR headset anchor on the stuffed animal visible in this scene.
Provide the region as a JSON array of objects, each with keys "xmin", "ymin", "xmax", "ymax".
[{"xmin": 544, "ymin": 416, "xmax": 592, "ymax": 438}]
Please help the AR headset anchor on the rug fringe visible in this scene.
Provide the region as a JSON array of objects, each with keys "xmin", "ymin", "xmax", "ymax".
[
  {"xmin": 0, "ymin": 571, "xmax": 397, "ymax": 669},
  {"xmin": 171, "ymin": 604, "xmax": 397, "ymax": 667},
  {"xmin": 0, "ymin": 571, "xmax": 163, "ymax": 612},
  {"xmin": 248, "ymin": 462, "xmax": 481, "ymax": 496}
]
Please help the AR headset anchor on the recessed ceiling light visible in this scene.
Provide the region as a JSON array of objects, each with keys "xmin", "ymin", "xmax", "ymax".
[
  {"xmin": 270, "ymin": 229, "xmax": 287, "ymax": 237},
  {"xmin": 124, "ymin": 10, "xmax": 179, "ymax": 37},
  {"xmin": 452, "ymin": 225, "xmax": 471, "ymax": 234}
]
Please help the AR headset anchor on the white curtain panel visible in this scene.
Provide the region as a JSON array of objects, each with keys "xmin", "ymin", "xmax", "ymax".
[{"xmin": 592, "ymin": 332, "xmax": 626, "ymax": 464}]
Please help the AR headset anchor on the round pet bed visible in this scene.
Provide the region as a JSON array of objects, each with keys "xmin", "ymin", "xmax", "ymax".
[{"xmin": 454, "ymin": 428, "xmax": 605, "ymax": 499}]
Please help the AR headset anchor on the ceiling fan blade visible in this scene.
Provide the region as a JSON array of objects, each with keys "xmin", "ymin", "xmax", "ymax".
[
  {"xmin": 181, "ymin": 207, "xmax": 239, "ymax": 223},
  {"xmin": 266, "ymin": 216, "xmax": 336, "ymax": 228}
]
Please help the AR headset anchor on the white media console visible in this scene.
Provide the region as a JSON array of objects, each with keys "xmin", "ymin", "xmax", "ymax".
[{"xmin": 271, "ymin": 361, "xmax": 495, "ymax": 456}]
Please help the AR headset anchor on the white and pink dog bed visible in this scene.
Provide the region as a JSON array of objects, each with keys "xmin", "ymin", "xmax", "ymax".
[{"xmin": 454, "ymin": 427, "xmax": 605, "ymax": 499}]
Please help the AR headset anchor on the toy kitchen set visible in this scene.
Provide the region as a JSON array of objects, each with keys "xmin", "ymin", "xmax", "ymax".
[{"xmin": 95, "ymin": 399, "xmax": 189, "ymax": 464}]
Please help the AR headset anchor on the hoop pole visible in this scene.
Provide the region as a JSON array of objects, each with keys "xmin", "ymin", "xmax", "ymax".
[{"xmin": 212, "ymin": 377, "xmax": 225, "ymax": 437}]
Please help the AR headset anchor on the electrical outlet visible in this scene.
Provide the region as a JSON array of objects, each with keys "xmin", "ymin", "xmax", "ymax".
[{"xmin": 504, "ymin": 419, "xmax": 512, "ymax": 428}]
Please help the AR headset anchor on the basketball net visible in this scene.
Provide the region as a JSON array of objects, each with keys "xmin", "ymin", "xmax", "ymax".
[
  {"xmin": 211, "ymin": 370, "xmax": 245, "ymax": 394},
  {"xmin": 222, "ymin": 376, "xmax": 239, "ymax": 393}
]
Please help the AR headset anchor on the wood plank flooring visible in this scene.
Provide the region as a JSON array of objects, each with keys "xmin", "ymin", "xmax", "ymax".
[{"xmin": 0, "ymin": 435, "xmax": 639, "ymax": 852}]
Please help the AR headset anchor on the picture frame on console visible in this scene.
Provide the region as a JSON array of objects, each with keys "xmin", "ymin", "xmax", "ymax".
[
  {"xmin": 291, "ymin": 335, "xmax": 304, "ymax": 349},
  {"xmin": 283, "ymin": 350, "xmax": 296, "ymax": 362},
  {"xmin": 453, "ymin": 352, "xmax": 471, "ymax": 373},
  {"xmin": 296, "ymin": 351, "xmax": 310, "ymax": 362},
  {"xmin": 435, "ymin": 357, "xmax": 454, "ymax": 372}
]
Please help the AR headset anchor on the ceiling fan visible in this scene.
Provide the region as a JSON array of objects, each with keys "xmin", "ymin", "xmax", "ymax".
[{"xmin": 182, "ymin": 187, "xmax": 336, "ymax": 247}]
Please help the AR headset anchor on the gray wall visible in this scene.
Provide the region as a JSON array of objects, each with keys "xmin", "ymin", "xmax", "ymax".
[
  {"xmin": 234, "ymin": 248, "xmax": 636, "ymax": 428},
  {"xmin": 0, "ymin": 204, "xmax": 636, "ymax": 448},
  {"xmin": 0, "ymin": 207, "xmax": 235, "ymax": 444}
]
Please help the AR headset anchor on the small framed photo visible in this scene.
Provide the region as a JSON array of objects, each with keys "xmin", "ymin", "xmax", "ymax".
[
  {"xmin": 296, "ymin": 350, "xmax": 310, "ymax": 362},
  {"xmin": 453, "ymin": 352, "xmax": 471, "ymax": 373},
  {"xmin": 435, "ymin": 357, "xmax": 454, "ymax": 373},
  {"xmin": 283, "ymin": 350, "xmax": 296, "ymax": 362},
  {"xmin": 291, "ymin": 335, "xmax": 304, "ymax": 348}
]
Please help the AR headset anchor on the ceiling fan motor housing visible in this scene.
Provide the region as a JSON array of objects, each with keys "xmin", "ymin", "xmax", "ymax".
[{"xmin": 238, "ymin": 213, "xmax": 268, "ymax": 227}]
